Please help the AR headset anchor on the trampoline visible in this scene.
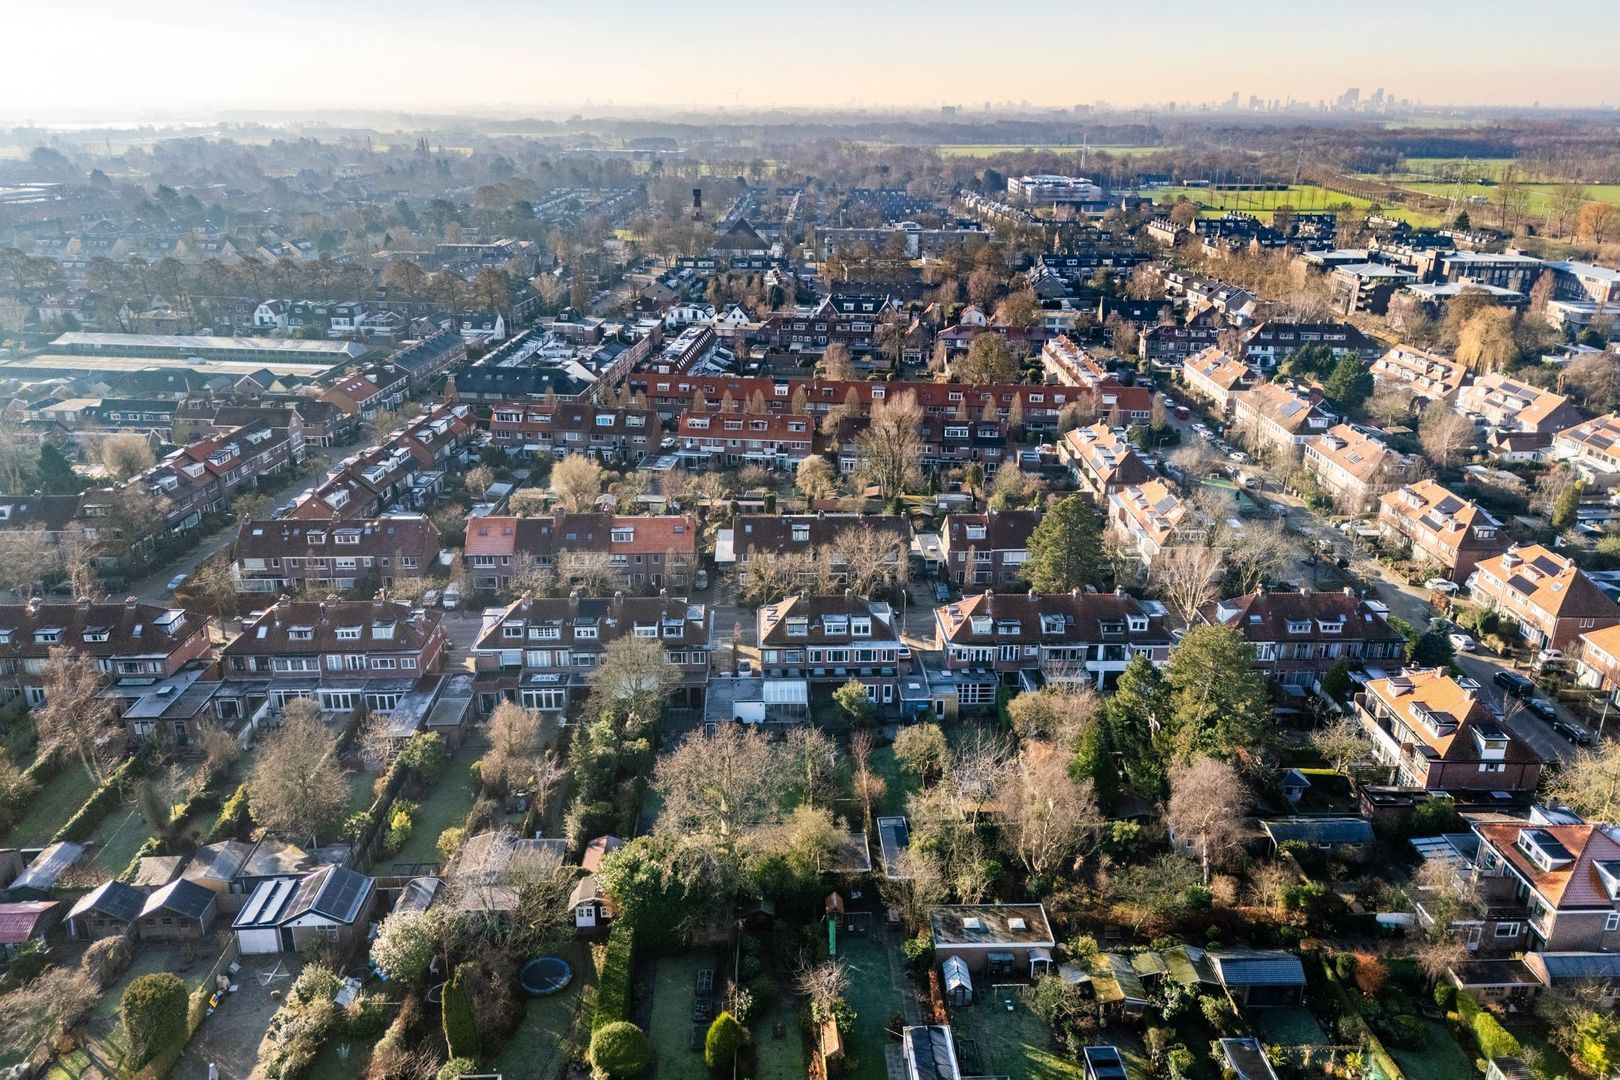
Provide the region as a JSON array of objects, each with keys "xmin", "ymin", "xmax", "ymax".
[{"xmin": 520, "ymin": 955, "xmax": 574, "ymax": 996}]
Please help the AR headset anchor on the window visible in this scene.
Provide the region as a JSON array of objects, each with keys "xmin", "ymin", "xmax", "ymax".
[
  {"xmin": 1495, "ymin": 922, "xmax": 1521, "ymax": 938},
  {"xmin": 369, "ymin": 657, "xmax": 397, "ymax": 670},
  {"xmin": 288, "ymin": 626, "xmax": 314, "ymax": 641},
  {"xmin": 336, "ymin": 626, "xmax": 361, "ymax": 640},
  {"xmin": 786, "ymin": 617, "xmax": 808, "ymax": 637},
  {"xmin": 1607, "ymin": 912, "xmax": 1620, "ymax": 933},
  {"xmin": 611, "ymin": 528, "xmax": 635, "ymax": 543}
]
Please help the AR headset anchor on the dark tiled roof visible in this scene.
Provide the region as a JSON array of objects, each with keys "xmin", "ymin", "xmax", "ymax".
[
  {"xmin": 758, "ymin": 593, "xmax": 898, "ymax": 647},
  {"xmin": 223, "ymin": 599, "xmax": 441, "ymax": 657},
  {"xmin": 936, "ymin": 591, "xmax": 1168, "ymax": 647},
  {"xmin": 141, "ymin": 878, "xmax": 215, "ymax": 921},
  {"xmin": 0, "ymin": 600, "xmax": 200, "ymax": 659},
  {"xmin": 732, "ymin": 514, "xmax": 908, "ymax": 558},
  {"xmin": 68, "ymin": 880, "xmax": 143, "ymax": 923}
]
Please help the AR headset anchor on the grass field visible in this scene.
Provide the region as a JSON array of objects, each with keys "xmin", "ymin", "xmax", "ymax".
[
  {"xmin": 1393, "ymin": 181, "xmax": 1620, "ymax": 218},
  {"xmin": 489, "ymin": 942, "xmax": 598, "ymax": 1080},
  {"xmin": 87, "ymin": 801, "xmax": 152, "ymax": 878},
  {"xmin": 835, "ymin": 930, "xmax": 906, "ymax": 1080},
  {"xmin": 937, "ymin": 144, "xmax": 1162, "ymax": 158},
  {"xmin": 752, "ymin": 993, "xmax": 807, "ymax": 1080},
  {"xmin": 949, "ymin": 989, "xmax": 1150, "ymax": 1080},
  {"xmin": 390, "ymin": 741, "xmax": 482, "ymax": 867},
  {"xmin": 1142, "ymin": 183, "xmax": 1441, "ymax": 225},
  {"xmin": 648, "ymin": 951, "xmax": 718, "ymax": 1080},
  {"xmin": 1387, "ymin": 1020, "xmax": 1474, "ymax": 1080},
  {"xmin": 2, "ymin": 765, "xmax": 97, "ymax": 847}
]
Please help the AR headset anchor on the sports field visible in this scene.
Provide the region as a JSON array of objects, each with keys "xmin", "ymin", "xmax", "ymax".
[
  {"xmin": 936, "ymin": 143, "xmax": 1161, "ymax": 158},
  {"xmin": 1141, "ymin": 183, "xmax": 1441, "ymax": 225}
]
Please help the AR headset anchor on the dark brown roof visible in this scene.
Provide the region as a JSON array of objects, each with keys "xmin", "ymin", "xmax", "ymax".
[
  {"xmin": 0, "ymin": 599, "xmax": 202, "ymax": 658},
  {"xmin": 732, "ymin": 514, "xmax": 908, "ymax": 559},
  {"xmin": 473, "ymin": 593, "xmax": 708, "ymax": 651},
  {"xmin": 223, "ymin": 599, "xmax": 442, "ymax": 656},
  {"xmin": 758, "ymin": 593, "xmax": 899, "ymax": 646},
  {"xmin": 936, "ymin": 591, "xmax": 1169, "ymax": 646},
  {"xmin": 1200, "ymin": 590, "xmax": 1404, "ymax": 644},
  {"xmin": 236, "ymin": 515, "xmax": 440, "ymax": 561},
  {"xmin": 943, "ymin": 509, "xmax": 1040, "ymax": 553}
]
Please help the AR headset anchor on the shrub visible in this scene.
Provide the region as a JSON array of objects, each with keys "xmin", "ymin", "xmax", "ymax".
[
  {"xmin": 442, "ymin": 962, "xmax": 481, "ymax": 1060},
  {"xmin": 1471, "ymin": 1010, "xmax": 1521, "ymax": 1060},
  {"xmin": 343, "ymin": 992, "xmax": 394, "ymax": 1039},
  {"xmin": 705, "ymin": 1011, "xmax": 747, "ymax": 1070},
  {"xmin": 208, "ymin": 781, "xmax": 252, "ymax": 841},
  {"xmin": 291, "ymin": 964, "xmax": 341, "ymax": 1006},
  {"xmin": 437, "ymin": 826, "xmax": 466, "ymax": 863},
  {"xmin": 590, "ymin": 1021, "xmax": 654, "ymax": 1077},
  {"xmin": 901, "ymin": 934, "xmax": 932, "ymax": 970},
  {"xmin": 437, "ymin": 1058, "xmax": 477, "ymax": 1080},
  {"xmin": 121, "ymin": 972, "xmax": 188, "ymax": 1070},
  {"xmin": 1351, "ymin": 952, "xmax": 1389, "ymax": 995},
  {"xmin": 1333, "ymin": 952, "xmax": 1356, "ymax": 980},
  {"xmin": 81, "ymin": 933, "xmax": 133, "ymax": 990},
  {"xmin": 1384, "ymin": 1014, "xmax": 1427, "ymax": 1050},
  {"xmin": 398, "ymin": 732, "xmax": 448, "ymax": 785},
  {"xmin": 1432, "ymin": 983, "xmax": 1456, "ymax": 1010}
]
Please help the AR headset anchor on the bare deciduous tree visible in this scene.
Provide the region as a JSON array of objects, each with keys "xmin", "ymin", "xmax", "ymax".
[
  {"xmin": 1004, "ymin": 685, "xmax": 1099, "ymax": 746},
  {"xmin": 589, "ymin": 634, "xmax": 681, "ymax": 733},
  {"xmin": 654, "ymin": 724, "xmax": 789, "ymax": 844},
  {"xmin": 1419, "ymin": 403, "xmax": 1477, "ymax": 467},
  {"xmin": 784, "ymin": 726, "xmax": 838, "ymax": 809},
  {"xmin": 0, "ymin": 966, "xmax": 99, "ymax": 1056},
  {"xmin": 551, "ymin": 453, "xmax": 605, "ymax": 513},
  {"xmin": 248, "ymin": 701, "xmax": 347, "ymax": 845},
  {"xmin": 0, "ymin": 526, "xmax": 61, "ymax": 601},
  {"xmin": 98, "ymin": 432, "xmax": 156, "ymax": 481},
  {"xmin": 1165, "ymin": 757, "xmax": 1250, "ymax": 883},
  {"xmin": 35, "ymin": 648, "xmax": 122, "ymax": 782},
  {"xmin": 480, "ymin": 701, "xmax": 550, "ymax": 794},
  {"xmin": 854, "ymin": 391, "xmax": 925, "ymax": 499},
  {"xmin": 827, "ymin": 523, "xmax": 905, "ymax": 597},
  {"xmin": 1153, "ymin": 542, "xmax": 1225, "ymax": 625},
  {"xmin": 997, "ymin": 741, "xmax": 1103, "ymax": 877}
]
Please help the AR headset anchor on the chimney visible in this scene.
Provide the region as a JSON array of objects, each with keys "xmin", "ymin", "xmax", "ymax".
[
  {"xmin": 521, "ymin": 591, "xmax": 533, "ymax": 611},
  {"xmin": 613, "ymin": 591, "xmax": 624, "ymax": 608},
  {"xmin": 123, "ymin": 596, "xmax": 137, "ymax": 611},
  {"xmin": 660, "ymin": 587, "xmax": 668, "ymax": 602},
  {"xmin": 27, "ymin": 597, "xmax": 42, "ymax": 615},
  {"xmin": 844, "ymin": 587, "xmax": 855, "ymax": 601},
  {"xmin": 77, "ymin": 597, "xmax": 91, "ymax": 613},
  {"xmin": 1028, "ymin": 588, "xmax": 1036, "ymax": 600},
  {"xmin": 568, "ymin": 591, "xmax": 579, "ymax": 614}
]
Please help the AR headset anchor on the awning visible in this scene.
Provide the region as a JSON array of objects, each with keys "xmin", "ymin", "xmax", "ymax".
[{"xmin": 763, "ymin": 680, "xmax": 808, "ymax": 706}]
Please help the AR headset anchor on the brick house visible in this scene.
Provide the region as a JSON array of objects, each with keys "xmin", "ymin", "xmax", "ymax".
[
  {"xmin": 1180, "ymin": 347, "xmax": 1255, "ymax": 416},
  {"xmin": 234, "ymin": 515, "xmax": 441, "ymax": 594},
  {"xmin": 1057, "ymin": 424, "xmax": 1155, "ymax": 501},
  {"xmin": 487, "ymin": 402, "xmax": 663, "ymax": 462},
  {"xmin": 1303, "ymin": 424, "xmax": 1414, "ymax": 513},
  {"xmin": 673, "ymin": 410, "xmax": 817, "ymax": 471},
  {"xmin": 471, "ymin": 591, "xmax": 710, "ymax": 717},
  {"xmin": 720, "ymin": 514, "xmax": 909, "ymax": 582},
  {"xmin": 219, "ymin": 598, "xmax": 446, "ymax": 716},
  {"xmin": 939, "ymin": 510, "xmax": 1039, "ymax": 588},
  {"xmin": 463, "ymin": 514, "xmax": 699, "ymax": 593},
  {"xmin": 1465, "ymin": 823, "xmax": 1620, "ymax": 953},
  {"xmin": 756, "ymin": 592, "xmax": 918, "ymax": 719},
  {"xmin": 1467, "ymin": 545, "xmax": 1620, "ymax": 652},
  {"xmin": 1108, "ymin": 481, "xmax": 1203, "ymax": 567},
  {"xmin": 1231, "ymin": 383, "xmax": 1332, "ymax": 460},
  {"xmin": 935, "ymin": 590, "xmax": 1172, "ymax": 706},
  {"xmin": 1369, "ymin": 345, "xmax": 1468, "ymax": 406},
  {"xmin": 0, "ymin": 598, "xmax": 210, "ymax": 707},
  {"xmin": 1198, "ymin": 589, "xmax": 1406, "ymax": 691},
  {"xmin": 1355, "ymin": 668, "xmax": 1543, "ymax": 797},
  {"xmin": 1378, "ymin": 480, "xmax": 1506, "ymax": 582}
]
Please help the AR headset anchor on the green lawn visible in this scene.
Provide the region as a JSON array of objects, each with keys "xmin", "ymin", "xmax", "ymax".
[
  {"xmin": 1141, "ymin": 183, "xmax": 1441, "ymax": 225},
  {"xmin": 391, "ymin": 742, "xmax": 482, "ymax": 867},
  {"xmin": 835, "ymin": 931, "xmax": 906, "ymax": 1080},
  {"xmin": 1394, "ymin": 181, "xmax": 1620, "ymax": 219},
  {"xmin": 648, "ymin": 951, "xmax": 718, "ymax": 1080},
  {"xmin": 344, "ymin": 768, "xmax": 378, "ymax": 815},
  {"xmin": 2, "ymin": 765, "xmax": 98, "ymax": 847},
  {"xmin": 87, "ymin": 802, "xmax": 152, "ymax": 877},
  {"xmin": 1387, "ymin": 1020, "xmax": 1474, "ymax": 1080},
  {"xmin": 488, "ymin": 942, "xmax": 598, "ymax": 1080},
  {"xmin": 948, "ymin": 990, "xmax": 1151, "ymax": 1080},
  {"xmin": 1252, "ymin": 1006, "xmax": 1330, "ymax": 1049},
  {"xmin": 752, "ymin": 994, "xmax": 807, "ymax": 1080},
  {"xmin": 936, "ymin": 144, "xmax": 1162, "ymax": 159}
]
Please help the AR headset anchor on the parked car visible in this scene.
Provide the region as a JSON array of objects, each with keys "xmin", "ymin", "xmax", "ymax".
[
  {"xmin": 441, "ymin": 585, "xmax": 462, "ymax": 610},
  {"xmin": 1525, "ymin": 698, "xmax": 1559, "ymax": 722},
  {"xmin": 1534, "ymin": 649, "xmax": 1566, "ymax": 670},
  {"xmin": 421, "ymin": 589, "xmax": 440, "ymax": 607},
  {"xmin": 1425, "ymin": 578, "xmax": 1460, "ymax": 594},
  {"xmin": 934, "ymin": 582, "xmax": 953, "ymax": 602},
  {"xmin": 1448, "ymin": 632, "xmax": 1477, "ymax": 652},
  {"xmin": 694, "ymin": 569, "xmax": 709, "ymax": 590},
  {"xmin": 1553, "ymin": 720, "xmax": 1595, "ymax": 745},
  {"xmin": 166, "ymin": 573, "xmax": 189, "ymax": 593},
  {"xmin": 1493, "ymin": 670, "xmax": 1536, "ymax": 699}
]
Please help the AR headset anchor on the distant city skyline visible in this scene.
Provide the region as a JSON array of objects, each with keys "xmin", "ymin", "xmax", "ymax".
[{"xmin": 3, "ymin": 0, "xmax": 1618, "ymax": 122}]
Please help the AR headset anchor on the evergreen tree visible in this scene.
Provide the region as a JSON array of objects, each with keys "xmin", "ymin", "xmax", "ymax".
[
  {"xmin": 1025, "ymin": 495, "xmax": 1102, "ymax": 593},
  {"xmin": 34, "ymin": 445, "xmax": 82, "ymax": 495},
  {"xmin": 442, "ymin": 962, "xmax": 481, "ymax": 1060},
  {"xmin": 1322, "ymin": 354, "xmax": 1374, "ymax": 409},
  {"xmin": 1162, "ymin": 626, "xmax": 1268, "ymax": 766},
  {"xmin": 1101, "ymin": 653, "xmax": 1171, "ymax": 799}
]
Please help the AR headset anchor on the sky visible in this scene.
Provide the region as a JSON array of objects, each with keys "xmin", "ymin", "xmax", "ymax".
[{"xmin": 3, "ymin": 0, "xmax": 1618, "ymax": 121}]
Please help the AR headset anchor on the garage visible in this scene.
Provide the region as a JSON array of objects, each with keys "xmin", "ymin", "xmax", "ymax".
[{"xmin": 232, "ymin": 876, "xmax": 298, "ymax": 955}]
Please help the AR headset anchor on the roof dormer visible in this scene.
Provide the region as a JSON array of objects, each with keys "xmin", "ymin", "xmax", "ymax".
[{"xmin": 1516, "ymin": 828, "xmax": 1575, "ymax": 873}]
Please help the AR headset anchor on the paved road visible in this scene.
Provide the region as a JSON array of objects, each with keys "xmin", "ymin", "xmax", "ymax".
[{"xmin": 125, "ymin": 439, "xmax": 365, "ymax": 605}]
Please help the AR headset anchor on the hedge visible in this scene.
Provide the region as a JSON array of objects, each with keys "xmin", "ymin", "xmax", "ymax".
[
  {"xmin": 207, "ymin": 782, "xmax": 252, "ymax": 842},
  {"xmin": 1454, "ymin": 990, "xmax": 1522, "ymax": 1061},
  {"xmin": 592, "ymin": 924, "xmax": 635, "ymax": 1032},
  {"xmin": 442, "ymin": 962, "xmax": 481, "ymax": 1061},
  {"xmin": 54, "ymin": 753, "xmax": 147, "ymax": 843}
]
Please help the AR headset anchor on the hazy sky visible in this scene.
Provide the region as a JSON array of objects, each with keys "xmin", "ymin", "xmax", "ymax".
[{"xmin": 4, "ymin": 0, "xmax": 1617, "ymax": 120}]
